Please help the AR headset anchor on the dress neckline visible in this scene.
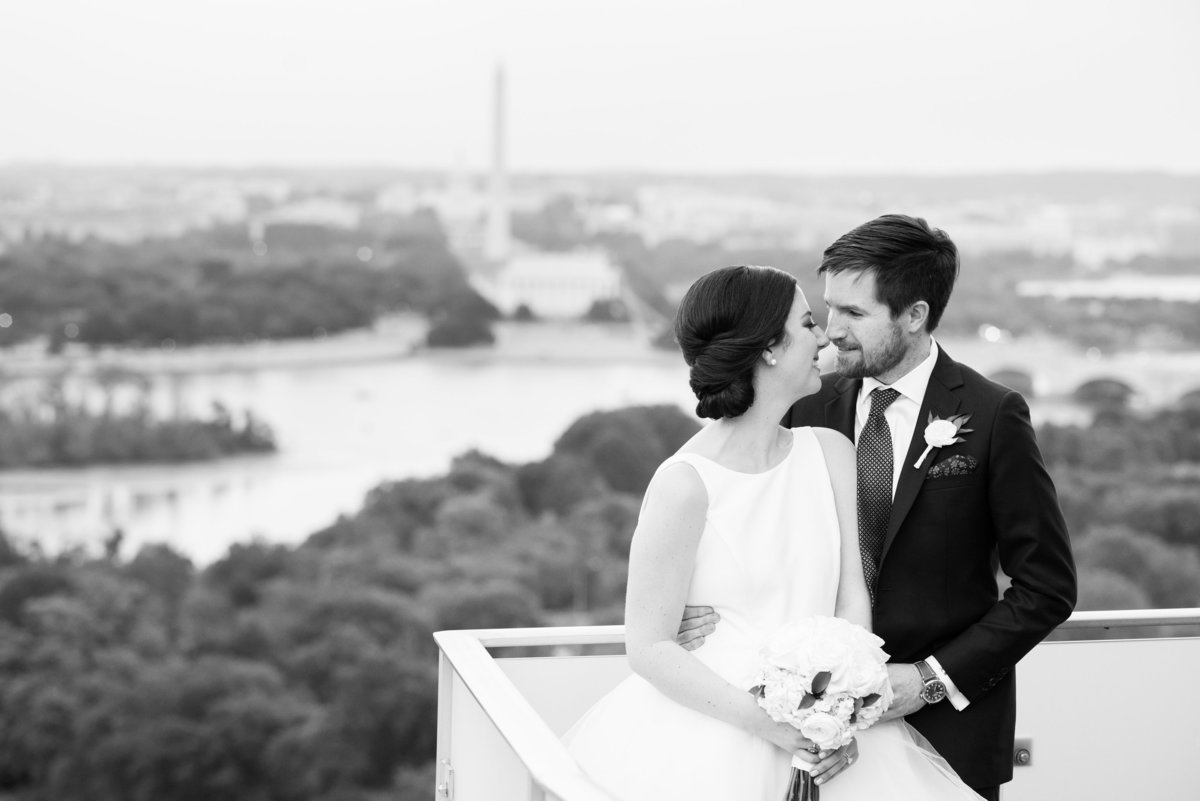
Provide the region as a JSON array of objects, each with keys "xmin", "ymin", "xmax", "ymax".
[{"xmin": 680, "ymin": 429, "xmax": 797, "ymax": 476}]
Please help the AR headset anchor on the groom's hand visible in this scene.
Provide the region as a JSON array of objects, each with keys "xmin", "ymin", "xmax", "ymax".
[
  {"xmin": 881, "ymin": 663, "xmax": 926, "ymax": 721},
  {"xmin": 676, "ymin": 605, "xmax": 719, "ymax": 651}
]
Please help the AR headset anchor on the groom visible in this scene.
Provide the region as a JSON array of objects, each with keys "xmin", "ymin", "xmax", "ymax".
[{"xmin": 681, "ymin": 215, "xmax": 1077, "ymax": 800}]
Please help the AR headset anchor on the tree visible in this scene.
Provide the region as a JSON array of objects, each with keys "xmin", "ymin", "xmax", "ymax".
[
  {"xmin": 0, "ymin": 565, "xmax": 74, "ymax": 626},
  {"xmin": 426, "ymin": 493, "xmax": 513, "ymax": 555},
  {"xmin": 321, "ymin": 653, "xmax": 438, "ymax": 785},
  {"xmin": 516, "ymin": 454, "xmax": 606, "ymax": 517},
  {"xmin": 127, "ymin": 545, "xmax": 195, "ymax": 644},
  {"xmin": 554, "ymin": 405, "xmax": 700, "ymax": 495},
  {"xmin": 421, "ymin": 579, "xmax": 542, "ymax": 631},
  {"xmin": 0, "ymin": 528, "xmax": 28, "ymax": 569},
  {"xmin": 1075, "ymin": 566, "xmax": 1151, "ymax": 612},
  {"xmin": 583, "ymin": 298, "xmax": 630, "ymax": 323},
  {"xmin": 424, "ymin": 314, "xmax": 494, "ymax": 348},
  {"xmin": 205, "ymin": 542, "xmax": 293, "ymax": 608},
  {"xmin": 1073, "ymin": 526, "xmax": 1200, "ymax": 607}
]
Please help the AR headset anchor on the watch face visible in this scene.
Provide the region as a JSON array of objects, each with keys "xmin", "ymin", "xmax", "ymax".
[{"xmin": 922, "ymin": 681, "xmax": 947, "ymax": 704}]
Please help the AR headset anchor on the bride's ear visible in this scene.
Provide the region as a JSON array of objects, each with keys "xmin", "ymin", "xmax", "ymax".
[{"xmin": 763, "ymin": 348, "xmax": 777, "ymax": 367}]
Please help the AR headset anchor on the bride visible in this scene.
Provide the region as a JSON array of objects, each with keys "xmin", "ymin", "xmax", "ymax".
[{"xmin": 564, "ymin": 265, "xmax": 977, "ymax": 800}]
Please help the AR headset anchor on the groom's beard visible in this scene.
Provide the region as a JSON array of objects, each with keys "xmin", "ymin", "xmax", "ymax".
[{"xmin": 833, "ymin": 324, "xmax": 906, "ymax": 380}]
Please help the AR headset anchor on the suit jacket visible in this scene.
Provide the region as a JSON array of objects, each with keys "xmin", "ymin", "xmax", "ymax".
[{"xmin": 782, "ymin": 346, "xmax": 1077, "ymax": 787}]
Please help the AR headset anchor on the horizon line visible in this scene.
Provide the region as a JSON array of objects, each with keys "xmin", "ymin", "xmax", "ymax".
[{"xmin": 3, "ymin": 160, "xmax": 1200, "ymax": 180}]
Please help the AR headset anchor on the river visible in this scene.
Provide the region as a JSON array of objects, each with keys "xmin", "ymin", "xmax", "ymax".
[
  {"xmin": 0, "ymin": 319, "xmax": 695, "ymax": 563},
  {"xmin": 2, "ymin": 318, "xmax": 1198, "ymax": 565}
]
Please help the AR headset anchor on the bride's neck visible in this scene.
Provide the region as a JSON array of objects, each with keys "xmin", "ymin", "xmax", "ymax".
[{"xmin": 707, "ymin": 407, "xmax": 790, "ymax": 467}]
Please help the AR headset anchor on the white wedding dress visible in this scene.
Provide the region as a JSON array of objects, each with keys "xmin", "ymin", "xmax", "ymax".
[{"xmin": 564, "ymin": 427, "xmax": 979, "ymax": 800}]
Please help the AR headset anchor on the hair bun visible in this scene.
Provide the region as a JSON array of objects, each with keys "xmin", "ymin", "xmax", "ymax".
[
  {"xmin": 693, "ymin": 373, "xmax": 754, "ymax": 419},
  {"xmin": 673, "ymin": 265, "xmax": 798, "ymax": 420}
]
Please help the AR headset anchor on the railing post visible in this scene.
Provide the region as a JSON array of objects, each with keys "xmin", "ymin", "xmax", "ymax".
[{"xmin": 436, "ymin": 652, "xmax": 455, "ymax": 800}]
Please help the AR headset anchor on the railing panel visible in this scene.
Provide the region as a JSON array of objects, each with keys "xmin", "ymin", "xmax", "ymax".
[
  {"xmin": 1008, "ymin": 636, "xmax": 1200, "ymax": 801},
  {"xmin": 446, "ymin": 667, "xmax": 537, "ymax": 800},
  {"xmin": 499, "ymin": 656, "xmax": 630, "ymax": 737}
]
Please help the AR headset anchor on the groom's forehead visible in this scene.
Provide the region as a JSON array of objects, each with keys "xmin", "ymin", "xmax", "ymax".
[{"xmin": 824, "ymin": 270, "xmax": 881, "ymax": 304}]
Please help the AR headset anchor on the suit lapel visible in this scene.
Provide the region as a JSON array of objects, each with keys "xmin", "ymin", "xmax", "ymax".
[
  {"xmin": 825, "ymin": 376, "xmax": 860, "ymax": 439},
  {"xmin": 881, "ymin": 349, "xmax": 965, "ymax": 561}
]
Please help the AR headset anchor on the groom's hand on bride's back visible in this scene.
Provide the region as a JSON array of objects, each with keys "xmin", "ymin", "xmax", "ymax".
[{"xmin": 676, "ymin": 605, "xmax": 720, "ymax": 650}]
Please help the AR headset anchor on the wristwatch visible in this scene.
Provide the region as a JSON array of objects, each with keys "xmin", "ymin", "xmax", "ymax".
[{"xmin": 915, "ymin": 659, "xmax": 947, "ymax": 704}]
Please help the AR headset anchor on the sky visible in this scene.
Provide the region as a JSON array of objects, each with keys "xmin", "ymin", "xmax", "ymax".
[{"xmin": 3, "ymin": 0, "xmax": 1199, "ymax": 174}]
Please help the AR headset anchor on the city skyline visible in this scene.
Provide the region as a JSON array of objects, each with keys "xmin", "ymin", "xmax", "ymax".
[{"xmin": 3, "ymin": 0, "xmax": 1199, "ymax": 175}]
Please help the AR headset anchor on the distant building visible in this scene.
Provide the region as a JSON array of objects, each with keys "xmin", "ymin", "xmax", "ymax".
[
  {"xmin": 0, "ymin": 174, "xmax": 254, "ymax": 245},
  {"xmin": 635, "ymin": 184, "xmax": 804, "ymax": 245},
  {"xmin": 1016, "ymin": 274, "xmax": 1200, "ymax": 302},
  {"xmin": 472, "ymin": 249, "xmax": 623, "ymax": 318},
  {"xmin": 249, "ymin": 196, "xmax": 362, "ymax": 241}
]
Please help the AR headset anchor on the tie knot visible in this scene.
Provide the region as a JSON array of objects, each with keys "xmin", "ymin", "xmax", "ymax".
[{"xmin": 869, "ymin": 387, "xmax": 900, "ymax": 416}]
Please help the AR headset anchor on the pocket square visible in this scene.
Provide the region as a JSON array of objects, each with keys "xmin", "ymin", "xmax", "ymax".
[{"xmin": 925, "ymin": 454, "xmax": 978, "ymax": 479}]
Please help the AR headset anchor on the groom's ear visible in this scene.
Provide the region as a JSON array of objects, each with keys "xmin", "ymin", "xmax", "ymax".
[{"xmin": 903, "ymin": 301, "xmax": 931, "ymax": 333}]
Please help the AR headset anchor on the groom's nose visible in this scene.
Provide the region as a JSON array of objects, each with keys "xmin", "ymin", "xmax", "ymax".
[{"xmin": 824, "ymin": 311, "xmax": 846, "ymax": 342}]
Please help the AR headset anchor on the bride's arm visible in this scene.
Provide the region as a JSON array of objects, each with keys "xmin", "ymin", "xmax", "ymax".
[
  {"xmin": 624, "ymin": 462, "xmax": 812, "ymax": 754},
  {"xmin": 813, "ymin": 428, "xmax": 872, "ymax": 631}
]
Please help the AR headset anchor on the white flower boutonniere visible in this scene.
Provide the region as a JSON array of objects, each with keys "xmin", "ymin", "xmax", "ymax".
[{"xmin": 913, "ymin": 412, "xmax": 973, "ymax": 469}]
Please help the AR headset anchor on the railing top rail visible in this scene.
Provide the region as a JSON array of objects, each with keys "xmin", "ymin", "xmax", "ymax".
[
  {"xmin": 443, "ymin": 609, "xmax": 1200, "ymax": 650},
  {"xmin": 1055, "ymin": 608, "xmax": 1200, "ymax": 629},
  {"xmin": 454, "ymin": 624, "xmax": 626, "ymax": 649}
]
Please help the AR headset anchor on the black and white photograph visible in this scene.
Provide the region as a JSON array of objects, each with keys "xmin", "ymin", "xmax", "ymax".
[{"xmin": 1, "ymin": 1, "xmax": 1198, "ymax": 799}]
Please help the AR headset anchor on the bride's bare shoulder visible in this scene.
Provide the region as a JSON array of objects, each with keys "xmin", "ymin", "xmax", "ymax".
[
  {"xmin": 808, "ymin": 427, "xmax": 855, "ymax": 477},
  {"xmin": 636, "ymin": 459, "xmax": 708, "ymax": 545},
  {"xmin": 808, "ymin": 426, "xmax": 854, "ymax": 454}
]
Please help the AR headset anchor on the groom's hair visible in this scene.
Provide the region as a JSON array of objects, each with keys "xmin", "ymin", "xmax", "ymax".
[
  {"xmin": 818, "ymin": 214, "xmax": 959, "ymax": 332},
  {"xmin": 675, "ymin": 265, "xmax": 797, "ymax": 420}
]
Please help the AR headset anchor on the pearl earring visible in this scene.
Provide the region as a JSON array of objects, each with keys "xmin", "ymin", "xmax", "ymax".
[{"xmin": 767, "ymin": 357, "xmax": 777, "ymax": 366}]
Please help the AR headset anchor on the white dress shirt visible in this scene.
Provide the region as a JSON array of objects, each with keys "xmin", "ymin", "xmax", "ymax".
[
  {"xmin": 853, "ymin": 339, "xmax": 940, "ymax": 499},
  {"xmin": 851, "ymin": 338, "xmax": 969, "ymax": 711}
]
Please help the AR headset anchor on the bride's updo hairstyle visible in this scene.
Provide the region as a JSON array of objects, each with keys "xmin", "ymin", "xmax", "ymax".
[{"xmin": 674, "ymin": 265, "xmax": 798, "ymax": 420}]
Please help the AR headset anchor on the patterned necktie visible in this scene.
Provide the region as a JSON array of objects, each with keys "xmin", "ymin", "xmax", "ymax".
[{"xmin": 857, "ymin": 387, "xmax": 900, "ymax": 605}]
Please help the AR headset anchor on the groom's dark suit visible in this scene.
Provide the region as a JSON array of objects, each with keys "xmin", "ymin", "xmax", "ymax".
[{"xmin": 783, "ymin": 347, "xmax": 1077, "ymax": 790}]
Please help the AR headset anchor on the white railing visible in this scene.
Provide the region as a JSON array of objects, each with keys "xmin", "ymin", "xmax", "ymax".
[{"xmin": 434, "ymin": 609, "xmax": 1200, "ymax": 801}]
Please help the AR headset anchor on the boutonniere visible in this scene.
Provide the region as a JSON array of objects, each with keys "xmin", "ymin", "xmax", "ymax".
[{"xmin": 913, "ymin": 412, "xmax": 973, "ymax": 469}]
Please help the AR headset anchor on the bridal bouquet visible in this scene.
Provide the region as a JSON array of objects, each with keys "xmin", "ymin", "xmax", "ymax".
[{"xmin": 750, "ymin": 616, "xmax": 894, "ymax": 801}]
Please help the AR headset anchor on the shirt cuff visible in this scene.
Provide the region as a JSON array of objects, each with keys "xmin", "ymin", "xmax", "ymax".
[{"xmin": 926, "ymin": 655, "xmax": 969, "ymax": 711}]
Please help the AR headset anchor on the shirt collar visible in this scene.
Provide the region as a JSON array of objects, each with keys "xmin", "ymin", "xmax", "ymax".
[{"xmin": 860, "ymin": 338, "xmax": 940, "ymax": 405}]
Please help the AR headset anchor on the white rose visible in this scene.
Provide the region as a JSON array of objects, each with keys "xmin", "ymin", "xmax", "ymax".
[
  {"xmin": 856, "ymin": 701, "xmax": 883, "ymax": 728},
  {"xmin": 924, "ymin": 419, "xmax": 960, "ymax": 447},
  {"xmin": 842, "ymin": 659, "xmax": 887, "ymax": 697},
  {"xmin": 773, "ymin": 648, "xmax": 817, "ymax": 677},
  {"xmin": 763, "ymin": 627, "xmax": 818, "ymax": 675},
  {"xmin": 799, "ymin": 712, "xmax": 849, "ymax": 750},
  {"xmin": 808, "ymin": 635, "xmax": 852, "ymax": 679}
]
